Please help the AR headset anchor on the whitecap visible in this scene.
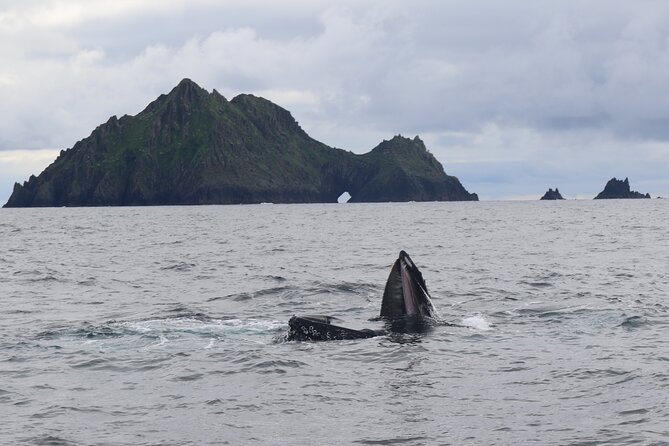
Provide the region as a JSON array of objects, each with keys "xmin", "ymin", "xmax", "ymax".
[{"xmin": 461, "ymin": 314, "xmax": 493, "ymax": 331}]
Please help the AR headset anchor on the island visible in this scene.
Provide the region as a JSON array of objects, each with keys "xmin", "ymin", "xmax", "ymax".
[
  {"xmin": 3, "ymin": 79, "xmax": 477, "ymax": 207},
  {"xmin": 594, "ymin": 177, "xmax": 650, "ymax": 199},
  {"xmin": 540, "ymin": 188, "xmax": 564, "ymax": 200}
]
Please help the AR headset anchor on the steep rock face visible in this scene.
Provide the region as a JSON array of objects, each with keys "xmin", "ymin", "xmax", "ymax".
[
  {"xmin": 4, "ymin": 79, "xmax": 477, "ymax": 207},
  {"xmin": 540, "ymin": 188, "xmax": 564, "ymax": 200},
  {"xmin": 352, "ymin": 136, "xmax": 477, "ymax": 202},
  {"xmin": 594, "ymin": 178, "xmax": 650, "ymax": 199}
]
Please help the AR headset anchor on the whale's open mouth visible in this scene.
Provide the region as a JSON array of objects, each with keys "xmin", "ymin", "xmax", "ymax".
[{"xmin": 380, "ymin": 250, "xmax": 437, "ymax": 320}]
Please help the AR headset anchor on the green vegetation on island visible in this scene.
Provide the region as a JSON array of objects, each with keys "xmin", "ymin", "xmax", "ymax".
[{"xmin": 4, "ymin": 79, "xmax": 478, "ymax": 207}]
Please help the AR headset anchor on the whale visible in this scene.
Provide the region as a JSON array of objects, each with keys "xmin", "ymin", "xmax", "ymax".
[{"xmin": 286, "ymin": 250, "xmax": 439, "ymax": 341}]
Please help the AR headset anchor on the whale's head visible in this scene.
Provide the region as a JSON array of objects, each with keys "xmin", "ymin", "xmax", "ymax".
[{"xmin": 380, "ymin": 250, "xmax": 438, "ymax": 323}]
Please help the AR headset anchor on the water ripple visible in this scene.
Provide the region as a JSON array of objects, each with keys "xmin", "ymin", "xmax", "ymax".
[{"xmin": 1, "ymin": 201, "xmax": 668, "ymax": 445}]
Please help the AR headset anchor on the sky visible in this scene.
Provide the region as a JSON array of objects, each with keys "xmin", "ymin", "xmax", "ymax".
[{"xmin": 1, "ymin": 0, "xmax": 668, "ymax": 201}]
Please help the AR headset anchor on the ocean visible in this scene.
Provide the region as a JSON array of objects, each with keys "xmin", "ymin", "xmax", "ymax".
[{"xmin": 1, "ymin": 200, "xmax": 668, "ymax": 445}]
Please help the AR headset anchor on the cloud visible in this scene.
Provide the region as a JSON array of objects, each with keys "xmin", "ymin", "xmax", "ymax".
[
  {"xmin": 425, "ymin": 124, "xmax": 669, "ymax": 200},
  {"xmin": 1, "ymin": 0, "xmax": 669, "ymax": 201},
  {"xmin": 0, "ymin": 149, "xmax": 59, "ymax": 202}
]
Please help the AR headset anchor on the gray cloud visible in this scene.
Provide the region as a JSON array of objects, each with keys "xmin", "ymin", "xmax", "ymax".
[{"xmin": 1, "ymin": 0, "xmax": 668, "ymax": 200}]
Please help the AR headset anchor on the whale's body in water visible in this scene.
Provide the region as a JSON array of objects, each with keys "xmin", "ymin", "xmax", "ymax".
[{"xmin": 286, "ymin": 251, "xmax": 439, "ymax": 341}]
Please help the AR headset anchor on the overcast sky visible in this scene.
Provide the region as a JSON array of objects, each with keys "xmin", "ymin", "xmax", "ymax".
[{"xmin": 1, "ymin": 0, "xmax": 668, "ymax": 201}]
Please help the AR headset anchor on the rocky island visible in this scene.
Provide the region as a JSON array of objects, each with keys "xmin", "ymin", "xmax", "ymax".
[
  {"xmin": 594, "ymin": 177, "xmax": 650, "ymax": 199},
  {"xmin": 3, "ymin": 79, "xmax": 477, "ymax": 207},
  {"xmin": 540, "ymin": 188, "xmax": 564, "ymax": 200}
]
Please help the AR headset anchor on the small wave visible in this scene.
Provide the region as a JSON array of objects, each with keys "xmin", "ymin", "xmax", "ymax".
[
  {"xmin": 619, "ymin": 315, "xmax": 649, "ymax": 328},
  {"xmin": 13, "ymin": 269, "xmax": 64, "ymax": 283},
  {"xmin": 162, "ymin": 306, "xmax": 209, "ymax": 318},
  {"xmin": 77, "ymin": 277, "xmax": 97, "ymax": 286},
  {"xmin": 461, "ymin": 315, "xmax": 493, "ymax": 331},
  {"xmin": 37, "ymin": 316, "xmax": 286, "ymax": 345},
  {"xmin": 0, "ymin": 388, "xmax": 11, "ymax": 404},
  {"xmin": 305, "ymin": 281, "xmax": 379, "ymax": 296},
  {"xmin": 553, "ymin": 367, "xmax": 634, "ymax": 381},
  {"xmin": 617, "ymin": 417, "xmax": 650, "ymax": 426},
  {"xmin": 354, "ymin": 435, "xmax": 430, "ymax": 445},
  {"xmin": 521, "ymin": 281, "xmax": 553, "ymax": 288},
  {"xmin": 208, "ymin": 285, "xmax": 295, "ymax": 302},
  {"xmin": 158, "ymin": 239, "xmax": 184, "ymax": 246},
  {"xmin": 618, "ymin": 408, "xmax": 649, "ymax": 416},
  {"xmin": 30, "ymin": 435, "xmax": 78, "ymax": 446},
  {"xmin": 513, "ymin": 306, "xmax": 582, "ymax": 319},
  {"xmin": 6, "ymin": 309, "xmax": 34, "ymax": 315},
  {"xmin": 38, "ymin": 323, "xmax": 123, "ymax": 340},
  {"xmin": 71, "ymin": 358, "xmax": 127, "ymax": 371},
  {"xmin": 244, "ymin": 359, "xmax": 307, "ymax": 374},
  {"xmin": 160, "ymin": 262, "xmax": 196, "ymax": 272},
  {"xmin": 170, "ymin": 373, "xmax": 204, "ymax": 382}
]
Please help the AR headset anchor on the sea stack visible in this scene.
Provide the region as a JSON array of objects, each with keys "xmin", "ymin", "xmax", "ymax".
[
  {"xmin": 540, "ymin": 188, "xmax": 564, "ymax": 200},
  {"xmin": 4, "ymin": 79, "xmax": 478, "ymax": 207},
  {"xmin": 594, "ymin": 177, "xmax": 650, "ymax": 199}
]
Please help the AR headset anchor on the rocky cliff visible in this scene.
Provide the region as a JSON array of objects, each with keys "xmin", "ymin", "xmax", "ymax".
[
  {"xmin": 594, "ymin": 178, "xmax": 650, "ymax": 199},
  {"xmin": 540, "ymin": 188, "xmax": 564, "ymax": 200},
  {"xmin": 4, "ymin": 79, "xmax": 477, "ymax": 207}
]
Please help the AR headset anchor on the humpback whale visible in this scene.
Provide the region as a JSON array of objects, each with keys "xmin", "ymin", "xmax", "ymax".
[{"xmin": 286, "ymin": 251, "xmax": 439, "ymax": 341}]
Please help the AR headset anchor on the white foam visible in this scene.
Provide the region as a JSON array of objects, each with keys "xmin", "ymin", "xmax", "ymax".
[
  {"xmin": 121, "ymin": 317, "xmax": 285, "ymax": 337},
  {"xmin": 461, "ymin": 315, "xmax": 493, "ymax": 331},
  {"xmin": 145, "ymin": 334, "xmax": 169, "ymax": 349}
]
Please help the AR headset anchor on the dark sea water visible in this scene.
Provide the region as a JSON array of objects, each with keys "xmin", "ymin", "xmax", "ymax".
[{"xmin": 1, "ymin": 200, "xmax": 668, "ymax": 445}]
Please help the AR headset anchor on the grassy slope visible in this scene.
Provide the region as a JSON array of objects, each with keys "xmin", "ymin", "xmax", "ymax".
[{"xmin": 4, "ymin": 80, "xmax": 477, "ymax": 206}]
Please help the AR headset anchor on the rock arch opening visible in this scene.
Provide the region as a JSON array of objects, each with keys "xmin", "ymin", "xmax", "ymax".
[{"xmin": 337, "ymin": 191, "xmax": 352, "ymax": 203}]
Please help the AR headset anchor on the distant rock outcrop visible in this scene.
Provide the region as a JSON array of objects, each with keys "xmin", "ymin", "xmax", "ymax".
[
  {"xmin": 594, "ymin": 177, "xmax": 650, "ymax": 199},
  {"xmin": 4, "ymin": 79, "xmax": 477, "ymax": 207},
  {"xmin": 540, "ymin": 188, "xmax": 564, "ymax": 200}
]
